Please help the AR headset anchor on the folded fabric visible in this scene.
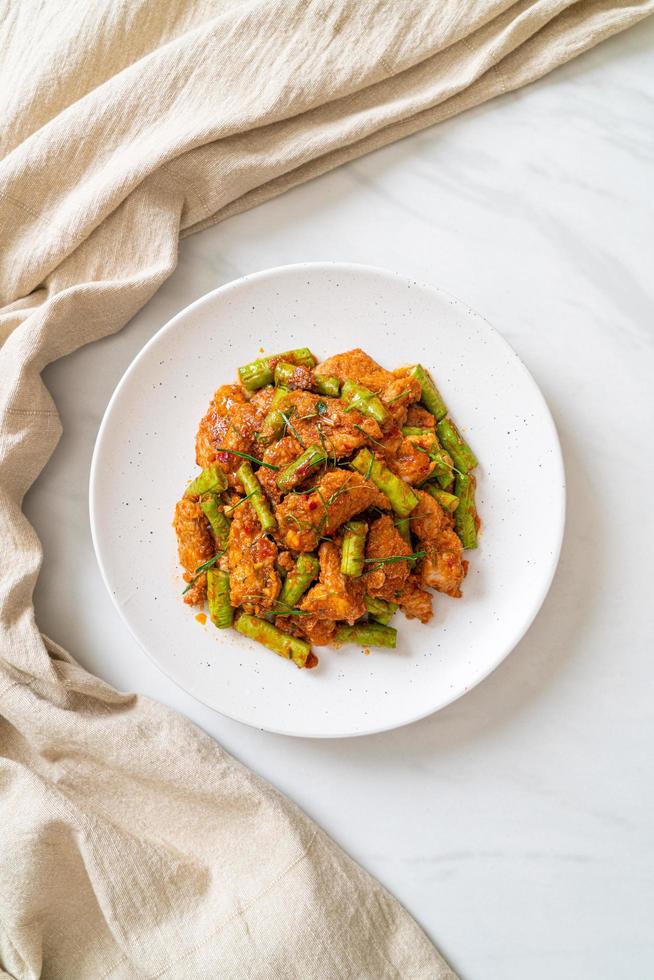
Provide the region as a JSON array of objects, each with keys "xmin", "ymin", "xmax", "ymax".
[{"xmin": 1, "ymin": 2, "xmax": 651, "ymax": 976}]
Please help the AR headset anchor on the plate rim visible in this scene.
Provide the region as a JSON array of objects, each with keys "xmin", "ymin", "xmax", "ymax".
[{"xmin": 89, "ymin": 260, "xmax": 566, "ymax": 738}]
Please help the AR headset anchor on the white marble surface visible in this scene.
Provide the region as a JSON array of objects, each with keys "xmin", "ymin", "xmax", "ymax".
[{"xmin": 24, "ymin": 22, "xmax": 654, "ymax": 980}]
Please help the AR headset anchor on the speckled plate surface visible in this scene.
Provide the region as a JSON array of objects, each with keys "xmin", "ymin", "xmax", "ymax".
[{"xmin": 90, "ymin": 263, "xmax": 565, "ymax": 737}]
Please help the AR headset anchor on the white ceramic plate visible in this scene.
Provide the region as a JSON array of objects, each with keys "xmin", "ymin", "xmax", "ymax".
[{"xmin": 90, "ymin": 262, "xmax": 565, "ymax": 737}]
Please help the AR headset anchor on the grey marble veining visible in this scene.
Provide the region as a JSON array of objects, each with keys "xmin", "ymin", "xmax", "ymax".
[{"xmin": 23, "ymin": 19, "xmax": 654, "ymax": 980}]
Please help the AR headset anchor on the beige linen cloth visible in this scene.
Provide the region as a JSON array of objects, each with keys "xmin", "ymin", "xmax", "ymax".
[{"xmin": 0, "ymin": 2, "xmax": 650, "ymax": 978}]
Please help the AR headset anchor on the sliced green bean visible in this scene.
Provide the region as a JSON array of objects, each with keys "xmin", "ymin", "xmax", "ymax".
[
  {"xmin": 200, "ymin": 493, "xmax": 231, "ymax": 550},
  {"xmin": 402, "ymin": 426, "xmax": 435, "ymax": 437},
  {"xmin": 430, "ymin": 449, "xmax": 455, "ymax": 490},
  {"xmin": 258, "ymin": 408, "xmax": 286, "ymax": 447},
  {"xmin": 351, "ymin": 448, "xmax": 418, "ymax": 518},
  {"xmin": 364, "ymin": 595, "xmax": 398, "ymax": 626},
  {"xmin": 409, "ymin": 364, "xmax": 447, "ymax": 421},
  {"xmin": 397, "ymin": 516, "xmax": 420, "ymax": 568},
  {"xmin": 334, "ymin": 622, "xmax": 397, "ymax": 649},
  {"xmin": 341, "ymin": 379, "xmax": 390, "ymax": 426},
  {"xmin": 276, "ymin": 444, "xmax": 327, "ymax": 491},
  {"xmin": 278, "ymin": 553, "xmax": 320, "ymax": 609},
  {"xmin": 185, "ymin": 464, "xmax": 227, "ymax": 498},
  {"xmin": 424, "ymin": 485, "xmax": 459, "ymax": 513},
  {"xmin": 394, "ymin": 516, "xmax": 412, "ymax": 546},
  {"xmin": 272, "ymin": 385, "xmax": 290, "ymax": 407},
  {"xmin": 274, "ymin": 361, "xmax": 312, "ymax": 389},
  {"xmin": 454, "ymin": 471, "xmax": 478, "ymax": 549},
  {"xmin": 236, "ymin": 460, "xmax": 277, "ymax": 532},
  {"xmin": 340, "ymin": 521, "xmax": 368, "ymax": 577},
  {"xmin": 206, "ymin": 569, "xmax": 233, "ymax": 629},
  {"xmin": 393, "ymin": 517, "xmax": 415, "ymax": 570},
  {"xmin": 238, "ymin": 348, "xmax": 316, "ymax": 391},
  {"xmin": 313, "ymin": 375, "xmax": 341, "ymax": 397},
  {"xmin": 235, "ymin": 613, "xmax": 312, "ymax": 668},
  {"xmin": 257, "ymin": 385, "xmax": 292, "ymax": 445},
  {"xmin": 437, "ymin": 417, "xmax": 478, "ymax": 473}
]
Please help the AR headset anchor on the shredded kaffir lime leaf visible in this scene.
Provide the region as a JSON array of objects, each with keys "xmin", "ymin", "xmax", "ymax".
[
  {"xmin": 225, "ymin": 490, "xmax": 258, "ymax": 515},
  {"xmin": 387, "ymin": 389, "xmax": 411, "ymax": 404},
  {"xmin": 280, "ymin": 410, "xmax": 306, "ymax": 449},
  {"xmin": 216, "ymin": 448, "xmax": 279, "ymax": 469},
  {"xmin": 364, "ymin": 551, "xmax": 426, "ymax": 567}
]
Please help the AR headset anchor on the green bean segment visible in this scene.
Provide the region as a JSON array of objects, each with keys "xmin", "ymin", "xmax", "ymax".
[
  {"xmin": 340, "ymin": 521, "xmax": 368, "ymax": 577},
  {"xmin": 364, "ymin": 595, "xmax": 398, "ymax": 626},
  {"xmin": 437, "ymin": 417, "xmax": 478, "ymax": 473},
  {"xmin": 274, "ymin": 361, "xmax": 312, "ymax": 390},
  {"xmin": 258, "ymin": 408, "xmax": 286, "ymax": 446},
  {"xmin": 334, "ymin": 622, "xmax": 397, "ymax": 649},
  {"xmin": 402, "ymin": 426, "xmax": 434, "ymax": 437},
  {"xmin": 430, "ymin": 449, "xmax": 455, "ymax": 490},
  {"xmin": 351, "ymin": 448, "xmax": 418, "ymax": 518},
  {"xmin": 313, "ymin": 375, "xmax": 341, "ymax": 397},
  {"xmin": 341, "ymin": 379, "xmax": 390, "ymax": 426},
  {"xmin": 185, "ymin": 464, "xmax": 227, "ymax": 498},
  {"xmin": 236, "ymin": 613, "xmax": 312, "ymax": 667},
  {"xmin": 394, "ymin": 516, "xmax": 417, "ymax": 566},
  {"xmin": 207, "ymin": 569, "xmax": 233, "ymax": 629},
  {"xmin": 236, "ymin": 460, "xmax": 277, "ymax": 532},
  {"xmin": 238, "ymin": 348, "xmax": 316, "ymax": 391},
  {"xmin": 200, "ymin": 493, "xmax": 231, "ymax": 550},
  {"xmin": 272, "ymin": 385, "xmax": 291, "ymax": 407},
  {"xmin": 409, "ymin": 364, "xmax": 448, "ymax": 421},
  {"xmin": 454, "ymin": 472, "xmax": 478, "ymax": 549},
  {"xmin": 276, "ymin": 445, "xmax": 327, "ymax": 491},
  {"xmin": 424, "ymin": 485, "xmax": 459, "ymax": 513},
  {"xmin": 394, "ymin": 517, "xmax": 412, "ymax": 547},
  {"xmin": 277, "ymin": 553, "xmax": 320, "ymax": 609}
]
